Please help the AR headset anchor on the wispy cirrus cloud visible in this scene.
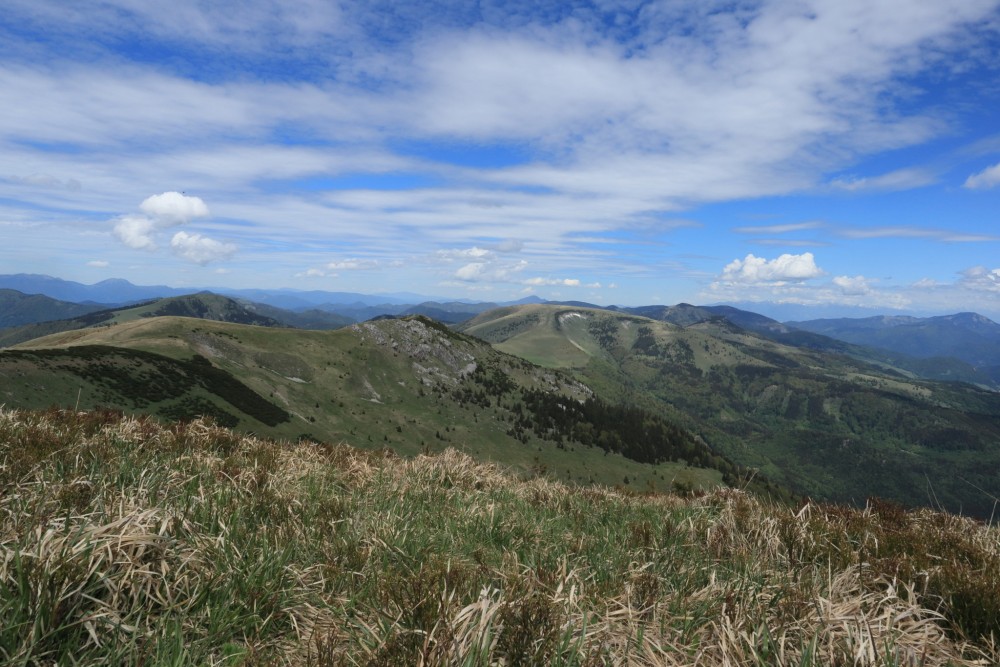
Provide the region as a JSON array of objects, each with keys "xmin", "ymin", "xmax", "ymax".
[
  {"xmin": 964, "ymin": 162, "xmax": 1000, "ymax": 190},
  {"xmin": 829, "ymin": 168, "xmax": 937, "ymax": 192},
  {"xmin": 732, "ymin": 222, "xmax": 825, "ymax": 235},
  {"xmin": 835, "ymin": 226, "xmax": 1000, "ymax": 242}
]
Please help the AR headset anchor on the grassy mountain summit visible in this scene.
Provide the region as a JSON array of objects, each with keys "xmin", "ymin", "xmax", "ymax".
[
  {"xmin": 1, "ymin": 408, "xmax": 998, "ymax": 664},
  {"xmin": 460, "ymin": 304, "xmax": 1000, "ymax": 518},
  {"xmin": 0, "ymin": 293, "xmax": 270, "ymax": 348}
]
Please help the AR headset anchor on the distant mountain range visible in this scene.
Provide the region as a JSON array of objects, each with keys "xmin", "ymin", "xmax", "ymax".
[
  {"xmin": 788, "ymin": 313, "xmax": 1000, "ymax": 372},
  {"xmin": 0, "ymin": 273, "xmax": 544, "ymax": 311},
  {"xmin": 4, "ymin": 273, "xmax": 1000, "ymax": 390}
]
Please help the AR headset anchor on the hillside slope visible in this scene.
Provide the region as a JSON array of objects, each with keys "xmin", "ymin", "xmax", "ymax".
[
  {"xmin": 460, "ymin": 304, "xmax": 1000, "ymax": 518},
  {"xmin": 2, "ymin": 315, "xmax": 737, "ymax": 492}
]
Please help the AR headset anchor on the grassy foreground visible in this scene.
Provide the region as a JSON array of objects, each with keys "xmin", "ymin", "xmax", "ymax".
[{"xmin": 2, "ymin": 408, "xmax": 999, "ymax": 665}]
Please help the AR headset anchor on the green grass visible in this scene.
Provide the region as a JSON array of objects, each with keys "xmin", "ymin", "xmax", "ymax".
[{"xmin": 2, "ymin": 407, "xmax": 999, "ymax": 665}]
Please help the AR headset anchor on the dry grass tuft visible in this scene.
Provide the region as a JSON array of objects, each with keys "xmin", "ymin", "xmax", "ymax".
[{"xmin": 2, "ymin": 407, "xmax": 998, "ymax": 665}]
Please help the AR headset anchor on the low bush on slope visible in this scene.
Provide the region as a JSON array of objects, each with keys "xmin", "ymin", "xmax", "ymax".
[{"xmin": 1, "ymin": 407, "xmax": 999, "ymax": 665}]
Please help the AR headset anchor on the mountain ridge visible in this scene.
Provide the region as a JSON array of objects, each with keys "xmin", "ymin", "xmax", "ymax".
[{"xmin": 459, "ymin": 304, "xmax": 1000, "ymax": 518}]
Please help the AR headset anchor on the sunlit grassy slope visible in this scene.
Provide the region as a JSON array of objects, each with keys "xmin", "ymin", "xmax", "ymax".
[
  {"xmin": 2, "ymin": 408, "xmax": 999, "ymax": 665},
  {"xmin": 460, "ymin": 305, "xmax": 1000, "ymax": 519},
  {"xmin": 2, "ymin": 315, "xmax": 726, "ymax": 493}
]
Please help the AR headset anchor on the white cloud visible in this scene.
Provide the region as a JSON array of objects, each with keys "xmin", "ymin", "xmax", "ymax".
[
  {"xmin": 733, "ymin": 222, "xmax": 824, "ymax": 234},
  {"xmin": 964, "ymin": 163, "xmax": 1000, "ymax": 190},
  {"xmin": 719, "ymin": 253, "xmax": 823, "ymax": 285},
  {"xmin": 829, "ymin": 168, "xmax": 936, "ymax": 192},
  {"xmin": 523, "ymin": 277, "xmax": 582, "ymax": 287},
  {"xmin": 454, "ymin": 258, "xmax": 528, "ymax": 283},
  {"xmin": 835, "ymin": 226, "xmax": 1000, "ymax": 242},
  {"xmin": 437, "ymin": 246, "xmax": 494, "ymax": 261},
  {"xmin": 455, "ymin": 262, "xmax": 487, "ymax": 281},
  {"xmin": 113, "ymin": 214, "xmax": 158, "ymax": 250},
  {"xmin": 960, "ymin": 266, "xmax": 1000, "ymax": 292},
  {"xmin": 112, "ymin": 191, "xmax": 234, "ymax": 264},
  {"xmin": 833, "ymin": 275, "xmax": 873, "ymax": 295},
  {"xmin": 86, "ymin": 259, "xmax": 109, "ymax": 268},
  {"xmin": 326, "ymin": 258, "xmax": 378, "ymax": 270},
  {"xmin": 140, "ymin": 191, "xmax": 209, "ymax": 223},
  {"xmin": 170, "ymin": 231, "xmax": 236, "ymax": 264}
]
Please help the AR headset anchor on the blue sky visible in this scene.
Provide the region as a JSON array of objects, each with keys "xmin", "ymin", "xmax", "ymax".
[{"xmin": 2, "ymin": 1, "xmax": 1000, "ymax": 317}]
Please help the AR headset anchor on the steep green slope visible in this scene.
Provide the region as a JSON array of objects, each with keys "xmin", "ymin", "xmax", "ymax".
[
  {"xmin": 2, "ymin": 315, "xmax": 734, "ymax": 492},
  {"xmin": 460, "ymin": 305, "xmax": 1000, "ymax": 518}
]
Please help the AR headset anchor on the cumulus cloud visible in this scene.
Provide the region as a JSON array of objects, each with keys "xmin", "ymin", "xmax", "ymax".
[
  {"xmin": 113, "ymin": 214, "xmax": 158, "ymax": 250},
  {"xmin": 140, "ymin": 191, "xmax": 210, "ymax": 222},
  {"xmin": 523, "ymin": 277, "xmax": 582, "ymax": 287},
  {"xmin": 87, "ymin": 260, "xmax": 109, "ymax": 268},
  {"xmin": 112, "ymin": 191, "xmax": 234, "ymax": 264},
  {"xmin": 455, "ymin": 262, "xmax": 487, "ymax": 281},
  {"xmin": 719, "ymin": 253, "xmax": 823, "ymax": 285},
  {"xmin": 438, "ymin": 243, "xmax": 531, "ymax": 284},
  {"xmin": 454, "ymin": 259, "xmax": 528, "ymax": 283},
  {"xmin": 964, "ymin": 163, "xmax": 1000, "ymax": 190},
  {"xmin": 170, "ymin": 231, "xmax": 237, "ymax": 265},
  {"xmin": 960, "ymin": 266, "xmax": 1000, "ymax": 292},
  {"xmin": 833, "ymin": 275, "xmax": 873, "ymax": 295},
  {"xmin": 113, "ymin": 191, "xmax": 212, "ymax": 250}
]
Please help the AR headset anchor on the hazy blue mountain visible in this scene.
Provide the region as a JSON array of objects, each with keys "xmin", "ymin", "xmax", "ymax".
[
  {"xmin": 788, "ymin": 313, "xmax": 1000, "ymax": 370},
  {"xmin": 0, "ymin": 289, "xmax": 106, "ymax": 328},
  {"xmin": 0, "ymin": 274, "xmax": 193, "ymax": 304},
  {"xmin": 718, "ymin": 301, "xmax": 922, "ymax": 322}
]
